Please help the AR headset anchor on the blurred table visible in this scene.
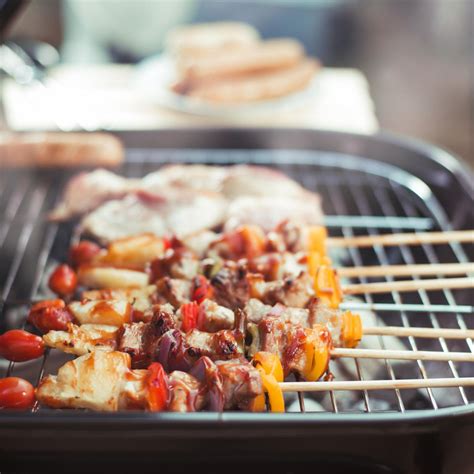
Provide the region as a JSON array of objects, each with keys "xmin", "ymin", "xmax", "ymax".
[{"xmin": 2, "ymin": 65, "xmax": 378, "ymax": 133}]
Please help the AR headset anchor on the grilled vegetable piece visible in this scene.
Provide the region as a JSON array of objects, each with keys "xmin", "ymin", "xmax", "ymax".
[
  {"xmin": 68, "ymin": 299, "xmax": 132, "ymax": 327},
  {"xmin": 101, "ymin": 233, "xmax": 167, "ymax": 270},
  {"xmin": 146, "ymin": 362, "xmax": 169, "ymax": 411},
  {"xmin": 0, "ymin": 377, "xmax": 36, "ymax": 410},
  {"xmin": 78, "ymin": 265, "xmax": 149, "ymax": 289},
  {"xmin": 43, "ymin": 323, "xmax": 118, "ymax": 356},
  {"xmin": 48, "ymin": 264, "xmax": 78, "ymax": 296},
  {"xmin": 36, "ymin": 351, "xmax": 147, "ymax": 411},
  {"xmin": 189, "ymin": 356, "xmax": 225, "ymax": 411},
  {"xmin": 27, "ymin": 299, "xmax": 74, "ymax": 333},
  {"xmin": 0, "ymin": 330, "xmax": 45, "ymax": 362},
  {"xmin": 69, "ymin": 240, "xmax": 102, "ymax": 267}
]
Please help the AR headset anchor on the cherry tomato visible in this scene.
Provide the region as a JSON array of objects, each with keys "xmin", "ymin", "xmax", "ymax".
[
  {"xmin": 0, "ymin": 330, "xmax": 45, "ymax": 362},
  {"xmin": 0, "ymin": 377, "xmax": 35, "ymax": 410},
  {"xmin": 27, "ymin": 299, "xmax": 74, "ymax": 333},
  {"xmin": 181, "ymin": 302, "xmax": 199, "ymax": 332},
  {"xmin": 192, "ymin": 275, "xmax": 213, "ymax": 304},
  {"xmin": 48, "ymin": 264, "xmax": 78, "ymax": 296},
  {"xmin": 69, "ymin": 241, "xmax": 101, "ymax": 267},
  {"xmin": 146, "ymin": 362, "xmax": 169, "ymax": 411}
]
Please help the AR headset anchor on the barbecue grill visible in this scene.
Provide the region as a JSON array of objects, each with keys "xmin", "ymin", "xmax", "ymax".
[{"xmin": 0, "ymin": 128, "xmax": 472, "ymax": 473}]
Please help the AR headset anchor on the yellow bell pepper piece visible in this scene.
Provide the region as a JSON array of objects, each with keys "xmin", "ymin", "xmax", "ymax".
[
  {"xmin": 314, "ymin": 265, "xmax": 343, "ymax": 309},
  {"xmin": 253, "ymin": 352, "xmax": 285, "ymax": 412},
  {"xmin": 303, "ymin": 326, "xmax": 331, "ymax": 382},
  {"xmin": 342, "ymin": 311, "xmax": 363, "ymax": 348},
  {"xmin": 253, "ymin": 351, "xmax": 284, "ymax": 382},
  {"xmin": 307, "ymin": 226, "xmax": 328, "ymax": 257}
]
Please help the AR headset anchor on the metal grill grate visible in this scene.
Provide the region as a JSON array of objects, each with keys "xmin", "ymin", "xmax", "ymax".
[{"xmin": 0, "ymin": 148, "xmax": 472, "ymax": 415}]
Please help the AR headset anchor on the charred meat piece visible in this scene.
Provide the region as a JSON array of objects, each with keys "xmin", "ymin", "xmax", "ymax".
[
  {"xmin": 211, "ymin": 263, "xmax": 249, "ymax": 309},
  {"xmin": 250, "ymin": 271, "xmax": 314, "ymax": 308},
  {"xmin": 167, "ymin": 371, "xmax": 206, "ymax": 413},
  {"xmin": 197, "ymin": 299, "xmax": 235, "ymax": 332},
  {"xmin": 150, "ymin": 248, "xmax": 199, "ymax": 281},
  {"xmin": 185, "ymin": 328, "xmax": 244, "ymax": 361},
  {"xmin": 155, "ymin": 277, "xmax": 192, "ymax": 308},
  {"xmin": 216, "ymin": 359, "xmax": 263, "ymax": 410},
  {"xmin": 255, "ymin": 316, "xmax": 287, "ymax": 360},
  {"xmin": 118, "ymin": 322, "xmax": 149, "ymax": 368}
]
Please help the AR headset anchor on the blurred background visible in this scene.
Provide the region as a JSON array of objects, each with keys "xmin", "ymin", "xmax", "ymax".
[{"xmin": 1, "ymin": 0, "xmax": 473, "ymax": 165}]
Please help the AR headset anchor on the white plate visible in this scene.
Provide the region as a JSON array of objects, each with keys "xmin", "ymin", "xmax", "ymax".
[{"xmin": 133, "ymin": 54, "xmax": 320, "ymax": 118}]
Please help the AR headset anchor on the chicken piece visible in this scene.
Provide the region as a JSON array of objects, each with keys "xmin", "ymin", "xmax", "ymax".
[
  {"xmin": 78, "ymin": 265, "xmax": 149, "ymax": 289},
  {"xmin": 222, "ymin": 165, "xmax": 307, "ymax": 200},
  {"xmin": 155, "ymin": 277, "xmax": 192, "ymax": 308},
  {"xmin": 150, "ymin": 248, "xmax": 199, "ymax": 281},
  {"xmin": 68, "ymin": 299, "xmax": 132, "ymax": 327},
  {"xmin": 36, "ymin": 351, "xmax": 143, "ymax": 411},
  {"xmin": 43, "ymin": 323, "xmax": 118, "ymax": 356},
  {"xmin": 255, "ymin": 316, "xmax": 288, "ymax": 361},
  {"xmin": 197, "ymin": 299, "xmax": 235, "ymax": 332},
  {"xmin": 167, "ymin": 371, "xmax": 205, "ymax": 412},
  {"xmin": 81, "ymin": 189, "xmax": 227, "ymax": 243},
  {"xmin": 141, "ymin": 165, "xmax": 228, "ymax": 193},
  {"xmin": 185, "ymin": 329, "xmax": 243, "ymax": 361},
  {"xmin": 183, "ymin": 230, "xmax": 219, "ymax": 258},
  {"xmin": 308, "ymin": 299, "xmax": 344, "ymax": 347},
  {"xmin": 117, "ymin": 322, "xmax": 149, "ymax": 368},
  {"xmin": 248, "ymin": 252, "xmax": 306, "ymax": 280},
  {"xmin": 82, "ymin": 285, "xmax": 158, "ymax": 319},
  {"xmin": 49, "ymin": 169, "xmax": 137, "ymax": 221},
  {"xmin": 250, "ymin": 271, "xmax": 314, "ymax": 308},
  {"xmin": 211, "ymin": 263, "xmax": 250, "ymax": 309},
  {"xmin": 225, "ymin": 195, "xmax": 323, "ymax": 232},
  {"xmin": 244, "ymin": 298, "xmax": 309, "ymax": 327},
  {"xmin": 216, "ymin": 359, "xmax": 263, "ymax": 410}
]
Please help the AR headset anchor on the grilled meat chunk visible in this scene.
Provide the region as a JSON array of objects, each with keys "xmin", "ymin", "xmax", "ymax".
[
  {"xmin": 185, "ymin": 328, "xmax": 243, "ymax": 361},
  {"xmin": 49, "ymin": 169, "xmax": 136, "ymax": 221},
  {"xmin": 211, "ymin": 263, "xmax": 249, "ymax": 309},
  {"xmin": 197, "ymin": 299, "xmax": 235, "ymax": 332},
  {"xmin": 167, "ymin": 371, "xmax": 206, "ymax": 412},
  {"xmin": 155, "ymin": 277, "xmax": 192, "ymax": 308},
  {"xmin": 118, "ymin": 322, "xmax": 149, "ymax": 367},
  {"xmin": 82, "ymin": 285, "xmax": 158, "ymax": 320},
  {"xmin": 216, "ymin": 359, "xmax": 263, "ymax": 410},
  {"xmin": 250, "ymin": 271, "xmax": 314, "ymax": 308},
  {"xmin": 150, "ymin": 248, "xmax": 199, "ymax": 281},
  {"xmin": 244, "ymin": 298, "xmax": 309, "ymax": 326},
  {"xmin": 68, "ymin": 299, "xmax": 132, "ymax": 327},
  {"xmin": 43, "ymin": 323, "xmax": 118, "ymax": 356},
  {"xmin": 36, "ymin": 351, "xmax": 143, "ymax": 411}
]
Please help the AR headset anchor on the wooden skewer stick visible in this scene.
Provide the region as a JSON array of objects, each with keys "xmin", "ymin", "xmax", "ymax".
[
  {"xmin": 327, "ymin": 230, "xmax": 474, "ymax": 248},
  {"xmin": 280, "ymin": 377, "xmax": 474, "ymax": 392},
  {"xmin": 363, "ymin": 326, "xmax": 474, "ymax": 340},
  {"xmin": 343, "ymin": 277, "xmax": 474, "ymax": 295},
  {"xmin": 331, "ymin": 348, "xmax": 474, "ymax": 362},
  {"xmin": 338, "ymin": 262, "xmax": 474, "ymax": 278}
]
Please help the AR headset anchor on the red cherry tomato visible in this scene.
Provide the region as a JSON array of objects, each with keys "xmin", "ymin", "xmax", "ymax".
[
  {"xmin": 146, "ymin": 362, "xmax": 169, "ymax": 411},
  {"xmin": 192, "ymin": 275, "xmax": 213, "ymax": 304},
  {"xmin": 27, "ymin": 299, "xmax": 74, "ymax": 333},
  {"xmin": 0, "ymin": 330, "xmax": 45, "ymax": 362},
  {"xmin": 0, "ymin": 377, "xmax": 35, "ymax": 410},
  {"xmin": 48, "ymin": 264, "xmax": 78, "ymax": 296},
  {"xmin": 181, "ymin": 302, "xmax": 199, "ymax": 332},
  {"xmin": 69, "ymin": 240, "xmax": 101, "ymax": 267}
]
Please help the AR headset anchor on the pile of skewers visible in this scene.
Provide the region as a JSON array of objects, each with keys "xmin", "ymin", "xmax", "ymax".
[{"xmin": 0, "ymin": 221, "xmax": 472, "ymax": 412}]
